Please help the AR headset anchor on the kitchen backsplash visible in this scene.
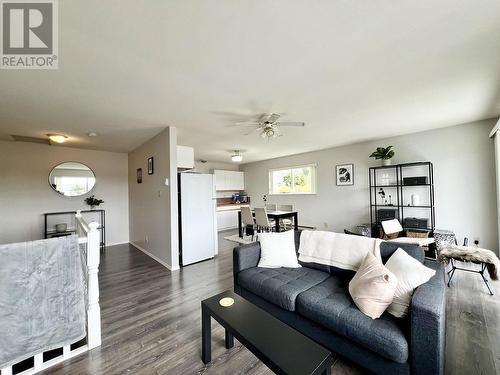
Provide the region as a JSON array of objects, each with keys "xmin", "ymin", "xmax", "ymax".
[
  {"xmin": 216, "ymin": 196, "xmax": 250, "ymax": 206},
  {"xmin": 216, "ymin": 191, "xmax": 233, "ymax": 198}
]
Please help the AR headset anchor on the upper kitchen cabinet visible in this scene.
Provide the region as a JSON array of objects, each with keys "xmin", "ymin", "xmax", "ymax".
[
  {"xmin": 213, "ymin": 170, "xmax": 245, "ymax": 191},
  {"xmin": 177, "ymin": 145, "xmax": 194, "ymax": 169}
]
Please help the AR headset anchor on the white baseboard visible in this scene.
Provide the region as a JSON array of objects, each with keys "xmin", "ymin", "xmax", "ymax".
[
  {"xmin": 129, "ymin": 242, "xmax": 180, "ymax": 271},
  {"xmin": 106, "ymin": 241, "xmax": 129, "ymax": 247}
]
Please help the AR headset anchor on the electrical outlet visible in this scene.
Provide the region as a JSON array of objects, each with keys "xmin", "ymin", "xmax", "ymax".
[{"xmin": 145, "ymin": 235, "xmax": 149, "ymax": 244}]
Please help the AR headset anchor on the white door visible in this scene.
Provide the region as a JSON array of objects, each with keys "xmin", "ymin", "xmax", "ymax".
[
  {"xmin": 233, "ymin": 171, "xmax": 245, "ymax": 190},
  {"xmin": 180, "ymin": 173, "xmax": 216, "ymax": 265},
  {"xmin": 228, "ymin": 210, "xmax": 239, "ymax": 228},
  {"xmin": 217, "ymin": 210, "xmax": 239, "ymax": 231},
  {"xmin": 214, "ymin": 170, "xmax": 226, "ymax": 191}
]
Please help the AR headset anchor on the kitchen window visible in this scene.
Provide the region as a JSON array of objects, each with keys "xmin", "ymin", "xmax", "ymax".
[
  {"xmin": 54, "ymin": 176, "xmax": 96, "ymax": 196},
  {"xmin": 269, "ymin": 164, "xmax": 317, "ymax": 194}
]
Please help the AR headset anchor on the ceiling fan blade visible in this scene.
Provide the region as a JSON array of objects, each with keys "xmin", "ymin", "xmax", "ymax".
[
  {"xmin": 235, "ymin": 122, "xmax": 261, "ymax": 126},
  {"xmin": 244, "ymin": 128, "xmax": 260, "ymax": 136},
  {"xmin": 276, "ymin": 122, "xmax": 305, "ymax": 127},
  {"xmin": 210, "ymin": 111, "xmax": 259, "ymax": 122},
  {"xmin": 267, "ymin": 113, "xmax": 281, "ymax": 123}
]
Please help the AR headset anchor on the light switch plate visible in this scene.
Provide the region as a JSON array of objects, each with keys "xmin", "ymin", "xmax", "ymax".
[{"xmin": 164, "ymin": 178, "xmax": 169, "ymax": 186}]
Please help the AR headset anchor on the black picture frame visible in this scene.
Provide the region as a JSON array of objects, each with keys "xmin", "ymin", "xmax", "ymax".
[
  {"xmin": 137, "ymin": 168, "xmax": 142, "ymax": 184},
  {"xmin": 148, "ymin": 157, "xmax": 154, "ymax": 175},
  {"xmin": 336, "ymin": 164, "xmax": 354, "ymax": 186}
]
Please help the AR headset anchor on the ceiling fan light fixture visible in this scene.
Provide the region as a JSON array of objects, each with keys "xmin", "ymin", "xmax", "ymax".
[
  {"xmin": 47, "ymin": 134, "xmax": 68, "ymax": 143},
  {"xmin": 231, "ymin": 150, "xmax": 243, "ymax": 162},
  {"xmin": 235, "ymin": 112, "xmax": 305, "ymax": 140}
]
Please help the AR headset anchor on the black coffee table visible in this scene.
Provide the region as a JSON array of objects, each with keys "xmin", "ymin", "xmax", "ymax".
[{"xmin": 201, "ymin": 290, "xmax": 332, "ymax": 375}]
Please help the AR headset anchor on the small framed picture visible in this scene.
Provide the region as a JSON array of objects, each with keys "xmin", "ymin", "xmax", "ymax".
[
  {"xmin": 336, "ymin": 164, "xmax": 354, "ymax": 186},
  {"xmin": 137, "ymin": 168, "xmax": 142, "ymax": 184},
  {"xmin": 148, "ymin": 157, "xmax": 154, "ymax": 175}
]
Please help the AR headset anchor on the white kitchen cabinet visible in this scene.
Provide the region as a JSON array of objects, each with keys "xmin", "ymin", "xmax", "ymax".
[
  {"xmin": 177, "ymin": 145, "xmax": 194, "ymax": 169},
  {"xmin": 216, "ymin": 210, "xmax": 239, "ymax": 231},
  {"xmin": 214, "ymin": 170, "xmax": 228, "ymax": 190},
  {"xmin": 213, "ymin": 170, "xmax": 245, "ymax": 191},
  {"xmin": 232, "ymin": 171, "xmax": 245, "ymax": 190}
]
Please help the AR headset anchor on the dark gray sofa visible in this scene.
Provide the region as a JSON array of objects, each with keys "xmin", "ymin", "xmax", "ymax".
[{"xmin": 233, "ymin": 231, "xmax": 446, "ymax": 375}]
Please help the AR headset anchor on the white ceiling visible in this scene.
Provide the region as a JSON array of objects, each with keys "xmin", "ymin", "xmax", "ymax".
[{"xmin": 1, "ymin": 1, "xmax": 499, "ymax": 163}]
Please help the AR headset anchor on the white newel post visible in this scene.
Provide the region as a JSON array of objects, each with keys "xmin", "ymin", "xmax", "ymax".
[{"xmin": 87, "ymin": 221, "xmax": 102, "ymax": 349}]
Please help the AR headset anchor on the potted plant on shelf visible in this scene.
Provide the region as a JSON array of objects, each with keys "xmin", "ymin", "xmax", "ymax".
[
  {"xmin": 369, "ymin": 146, "xmax": 395, "ymax": 166},
  {"xmin": 84, "ymin": 195, "xmax": 104, "ymax": 210}
]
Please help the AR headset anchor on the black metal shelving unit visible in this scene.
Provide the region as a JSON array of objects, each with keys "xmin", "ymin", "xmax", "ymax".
[
  {"xmin": 369, "ymin": 162, "xmax": 435, "ymax": 237},
  {"xmin": 44, "ymin": 209, "xmax": 106, "ymax": 251}
]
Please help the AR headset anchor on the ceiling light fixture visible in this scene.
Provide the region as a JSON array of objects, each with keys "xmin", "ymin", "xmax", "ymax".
[
  {"xmin": 87, "ymin": 132, "xmax": 98, "ymax": 137},
  {"xmin": 47, "ymin": 134, "xmax": 67, "ymax": 143},
  {"xmin": 231, "ymin": 150, "xmax": 243, "ymax": 163}
]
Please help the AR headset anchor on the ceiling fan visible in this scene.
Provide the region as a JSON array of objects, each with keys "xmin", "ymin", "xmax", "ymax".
[{"xmin": 235, "ymin": 113, "xmax": 305, "ymax": 139}]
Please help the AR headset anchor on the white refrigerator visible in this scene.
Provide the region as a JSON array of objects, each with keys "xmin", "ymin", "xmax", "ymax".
[{"xmin": 178, "ymin": 173, "xmax": 217, "ymax": 266}]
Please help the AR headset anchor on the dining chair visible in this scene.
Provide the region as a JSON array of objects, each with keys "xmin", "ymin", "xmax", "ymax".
[
  {"xmin": 278, "ymin": 204, "xmax": 294, "ymax": 230},
  {"xmin": 265, "ymin": 203, "xmax": 277, "ymax": 212},
  {"xmin": 241, "ymin": 206, "xmax": 257, "ymax": 241},
  {"xmin": 254, "ymin": 207, "xmax": 275, "ymax": 232}
]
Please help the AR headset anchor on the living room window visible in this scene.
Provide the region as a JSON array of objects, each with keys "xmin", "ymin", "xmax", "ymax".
[{"xmin": 269, "ymin": 164, "xmax": 317, "ymax": 194}]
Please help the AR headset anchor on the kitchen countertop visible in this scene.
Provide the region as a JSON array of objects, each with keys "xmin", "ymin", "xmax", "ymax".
[{"xmin": 216, "ymin": 204, "xmax": 250, "ymax": 212}]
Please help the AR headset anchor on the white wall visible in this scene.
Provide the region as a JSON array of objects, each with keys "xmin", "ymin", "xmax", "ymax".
[
  {"xmin": 243, "ymin": 119, "xmax": 498, "ymax": 253},
  {"xmin": 193, "ymin": 160, "xmax": 240, "ymax": 174},
  {"xmin": 128, "ymin": 127, "xmax": 179, "ymax": 270},
  {"xmin": 0, "ymin": 141, "xmax": 129, "ymax": 245}
]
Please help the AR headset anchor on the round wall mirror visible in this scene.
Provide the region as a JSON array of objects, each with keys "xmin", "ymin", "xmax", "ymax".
[{"xmin": 49, "ymin": 162, "xmax": 96, "ymax": 197}]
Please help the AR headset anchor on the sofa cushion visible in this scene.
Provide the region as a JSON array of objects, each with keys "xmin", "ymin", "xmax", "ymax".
[
  {"xmin": 296, "ymin": 276, "xmax": 409, "ymax": 363},
  {"xmin": 380, "ymin": 241, "xmax": 424, "ymax": 264},
  {"xmin": 385, "ymin": 248, "xmax": 436, "ymax": 318},
  {"xmin": 258, "ymin": 230, "xmax": 301, "ymax": 268},
  {"xmin": 237, "ymin": 267, "xmax": 330, "ymax": 311},
  {"xmin": 348, "ymin": 252, "xmax": 398, "ymax": 319}
]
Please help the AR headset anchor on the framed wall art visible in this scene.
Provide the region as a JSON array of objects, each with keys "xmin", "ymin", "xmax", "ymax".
[{"xmin": 336, "ymin": 164, "xmax": 354, "ymax": 186}]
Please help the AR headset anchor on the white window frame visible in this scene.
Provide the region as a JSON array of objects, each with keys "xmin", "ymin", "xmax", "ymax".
[{"xmin": 268, "ymin": 163, "xmax": 317, "ymax": 195}]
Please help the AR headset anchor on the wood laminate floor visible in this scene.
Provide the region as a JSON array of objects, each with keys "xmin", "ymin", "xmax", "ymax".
[{"xmin": 41, "ymin": 232, "xmax": 500, "ymax": 375}]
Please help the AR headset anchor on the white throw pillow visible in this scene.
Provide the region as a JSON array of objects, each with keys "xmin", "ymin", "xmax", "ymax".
[
  {"xmin": 258, "ymin": 230, "xmax": 301, "ymax": 268},
  {"xmin": 349, "ymin": 252, "xmax": 398, "ymax": 319},
  {"xmin": 385, "ymin": 248, "xmax": 436, "ymax": 318}
]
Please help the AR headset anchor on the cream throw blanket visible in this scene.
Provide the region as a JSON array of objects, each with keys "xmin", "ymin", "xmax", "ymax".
[
  {"xmin": 0, "ymin": 236, "xmax": 86, "ymax": 368},
  {"xmin": 298, "ymin": 230, "xmax": 383, "ymax": 271}
]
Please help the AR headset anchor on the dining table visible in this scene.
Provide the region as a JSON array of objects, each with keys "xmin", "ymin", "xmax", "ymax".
[{"xmin": 238, "ymin": 210, "xmax": 298, "ymax": 238}]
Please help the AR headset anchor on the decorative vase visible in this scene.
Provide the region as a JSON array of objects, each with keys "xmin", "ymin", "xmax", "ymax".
[
  {"xmin": 411, "ymin": 194, "xmax": 420, "ymax": 206},
  {"xmin": 90, "ymin": 205, "xmax": 96, "ymax": 210},
  {"xmin": 382, "ymin": 159, "xmax": 392, "ymax": 166}
]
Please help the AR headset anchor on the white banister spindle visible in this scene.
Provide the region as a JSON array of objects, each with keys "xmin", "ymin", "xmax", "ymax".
[
  {"xmin": 34, "ymin": 353, "xmax": 43, "ymax": 370},
  {"xmin": 86, "ymin": 221, "xmax": 101, "ymax": 349},
  {"xmin": 63, "ymin": 345, "xmax": 71, "ymax": 358}
]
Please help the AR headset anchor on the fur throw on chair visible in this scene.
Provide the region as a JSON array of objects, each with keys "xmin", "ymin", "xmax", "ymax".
[{"xmin": 438, "ymin": 245, "xmax": 500, "ymax": 280}]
